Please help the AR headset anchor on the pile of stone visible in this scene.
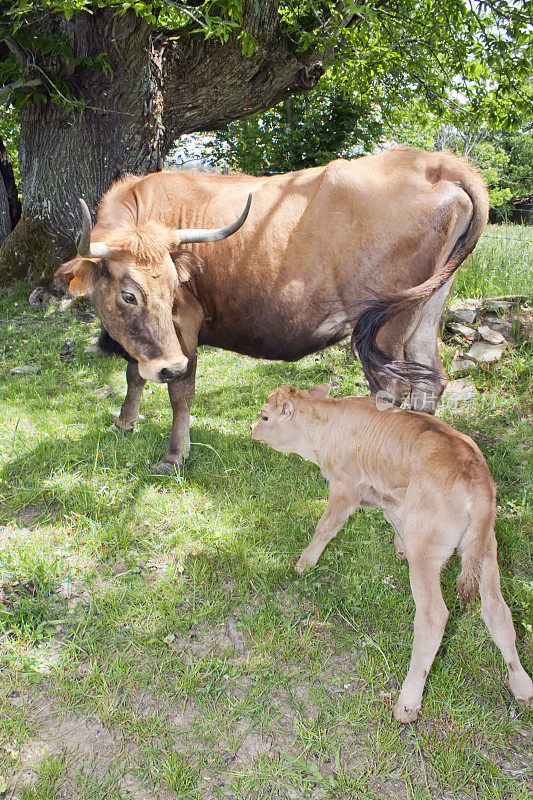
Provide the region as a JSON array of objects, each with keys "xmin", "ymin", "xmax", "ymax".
[{"xmin": 443, "ymin": 295, "xmax": 530, "ymax": 375}]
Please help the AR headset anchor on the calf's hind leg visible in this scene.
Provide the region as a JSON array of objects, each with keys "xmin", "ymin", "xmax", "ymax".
[
  {"xmin": 479, "ymin": 544, "xmax": 533, "ymax": 705},
  {"xmin": 394, "ymin": 546, "xmax": 450, "ymax": 723}
]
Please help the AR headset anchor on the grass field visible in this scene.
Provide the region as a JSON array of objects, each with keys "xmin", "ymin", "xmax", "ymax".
[{"xmin": 0, "ymin": 223, "xmax": 532, "ymax": 799}]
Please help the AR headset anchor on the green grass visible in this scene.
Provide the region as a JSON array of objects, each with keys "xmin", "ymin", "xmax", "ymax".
[{"xmin": 0, "ymin": 223, "xmax": 532, "ymax": 799}]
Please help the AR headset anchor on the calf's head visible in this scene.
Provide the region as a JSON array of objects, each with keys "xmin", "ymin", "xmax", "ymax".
[
  {"xmin": 251, "ymin": 383, "xmax": 331, "ymax": 453},
  {"xmin": 55, "ymin": 195, "xmax": 251, "ymax": 383}
]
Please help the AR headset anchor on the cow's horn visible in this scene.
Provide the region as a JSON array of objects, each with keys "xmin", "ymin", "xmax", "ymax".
[
  {"xmin": 175, "ymin": 193, "xmax": 252, "ymax": 245},
  {"xmin": 77, "ymin": 198, "xmax": 111, "ymax": 259}
]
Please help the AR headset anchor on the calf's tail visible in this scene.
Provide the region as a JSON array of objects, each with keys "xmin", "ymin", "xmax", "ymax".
[
  {"xmin": 457, "ymin": 479, "xmax": 496, "ymax": 608},
  {"xmin": 351, "ymin": 155, "xmax": 489, "ymax": 391}
]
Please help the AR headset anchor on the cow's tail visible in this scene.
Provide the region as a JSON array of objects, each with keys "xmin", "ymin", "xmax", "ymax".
[{"xmin": 351, "ymin": 155, "xmax": 489, "ymax": 391}]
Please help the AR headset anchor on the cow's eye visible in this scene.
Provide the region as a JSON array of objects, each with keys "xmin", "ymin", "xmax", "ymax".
[
  {"xmin": 261, "ymin": 413, "xmax": 269, "ymax": 422},
  {"xmin": 121, "ymin": 291, "xmax": 137, "ymax": 305}
]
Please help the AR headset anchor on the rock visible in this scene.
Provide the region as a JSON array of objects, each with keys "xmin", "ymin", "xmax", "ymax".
[
  {"xmin": 28, "ymin": 287, "xmax": 57, "ymax": 310},
  {"xmin": 10, "ymin": 365, "xmax": 39, "ymax": 375},
  {"xmin": 447, "ymin": 300, "xmax": 480, "ymax": 325},
  {"xmin": 481, "ymin": 296, "xmax": 523, "ymax": 314},
  {"xmin": 59, "ymin": 339, "xmax": 76, "ymax": 362},
  {"xmin": 478, "ymin": 325, "xmax": 506, "ymax": 345},
  {"xmin": 90, "ymin": 385, "xmax": 113, "ymax": 399},
  {"xmin": 518, "ymin": 304, "xmax": 533, "ymax": 340},
  {"xmin": 466, "ymin": 341, "xmax": 507, "ymax": 363},
  {"xmin": 59, "ymin": 296, "xmax": 74, "ymax": 311},
  {"xmin": 442, "ymin": 378, "xmax": 478, "ymax": 404},
  {"xmin": 480, "ymin": 315, "xmax": 515, "ymax": 344},
  {"xmin": 446, "ymin": 322, "xmax": 477, "ymax": 340},
  {"xmin": 448, "ymin": 356, "xmax": 473, "ymax": 375}
]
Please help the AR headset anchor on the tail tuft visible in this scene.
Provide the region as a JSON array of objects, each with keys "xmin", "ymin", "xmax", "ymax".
[
  {"xmin": 349, "ymin": 295, "xmax": 439, "ymax": 392},
  {"xmin": 457, "ymin": 563, "xmax": 481, "ymax": 610}
]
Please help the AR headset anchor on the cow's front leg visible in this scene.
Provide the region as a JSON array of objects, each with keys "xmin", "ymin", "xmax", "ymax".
[
  {"xmin": 114, "ymin": 362, "xmax": 146, "ymax": 432},
  {"xmin": 151, "ymin": 357, "xmax": 197, "ymax": 474}
]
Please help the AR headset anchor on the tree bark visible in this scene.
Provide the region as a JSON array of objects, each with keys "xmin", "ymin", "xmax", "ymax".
[
  {"xmin": 0, "ymin": 7, "xmax": 163, "ymax": 283},
  {"xmin": 0, "ymin": 1, "xmax": 326, "ymax": 285},
  {"xmin": 0, "ymin": 135, "xmax": 21, "ymax": 244}
]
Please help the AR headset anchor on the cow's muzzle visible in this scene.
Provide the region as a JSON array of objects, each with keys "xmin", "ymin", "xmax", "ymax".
[
  {"xmin": 138, "ymin": 357, "xmax": 189, "ymax": 383},
  {"xmin": 159, "ymin": 364, "xmax": 188, "ymax": 383}
]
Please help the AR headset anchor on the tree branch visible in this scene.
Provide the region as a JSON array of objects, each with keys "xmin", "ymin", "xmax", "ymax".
[{"xmin": 159, "ymin": 1, "xmax": 327, "ymax": 148}]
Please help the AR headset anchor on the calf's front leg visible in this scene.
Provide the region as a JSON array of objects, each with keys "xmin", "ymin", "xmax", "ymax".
[
  {"xmin": 151, "ymin": 356, "xmax": 197, "ymax": 474},
  {"xmin": 296, "ymin": 489, "xmax": 359, "ymax": 573}
]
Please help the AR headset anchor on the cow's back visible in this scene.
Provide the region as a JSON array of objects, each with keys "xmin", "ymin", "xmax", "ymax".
[{"xmin": 101, "ymin": 151, "xmax": 481, "ymax": 360}]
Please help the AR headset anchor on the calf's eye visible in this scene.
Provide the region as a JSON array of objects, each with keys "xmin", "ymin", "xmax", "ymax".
[
  {"xmin": 121, "ymin": 291, "xmax": 137, "ymax": 305},
  {"xmin": 261, "ymin": 414, "xmax": 269, "ymax": 422}
]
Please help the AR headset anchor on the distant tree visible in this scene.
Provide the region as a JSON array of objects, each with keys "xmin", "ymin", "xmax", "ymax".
[
  {"xmin": 185, "ymin": 81, "xmax": 383, "ymax": 174},
  {"xmin": 501, "ymin": 131, "xmax": 533, "ymax": 197}
]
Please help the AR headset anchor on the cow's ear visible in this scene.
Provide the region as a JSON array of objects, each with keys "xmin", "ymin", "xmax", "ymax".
[
  {"xmin": 170, "ymin": 250, "xmax": 204, "ymax": 283},
  {"xmin": 54, "ymin": 258, "xmax": 99, "ymax": 296},
  {"xmin": 307, "ymin": 383, "xmax": 331, "ymax": 399}
]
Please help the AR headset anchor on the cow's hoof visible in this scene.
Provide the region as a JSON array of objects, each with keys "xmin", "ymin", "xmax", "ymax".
[
  {"xmin": 109, "ymin": 422, "xmax": 134, "ymax": 434},
  {"xmin": 150, "ymin": 460, "xmax": 180, "ymax": 475},
  {"xmin": 111, "ymin": 413, "xmax": 145, "ymax": 432},
  {"xmin": 393, "ymin": 701, "xmax": 420, "ymax": 724}
]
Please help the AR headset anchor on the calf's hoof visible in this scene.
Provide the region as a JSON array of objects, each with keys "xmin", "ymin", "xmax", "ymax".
[
  {"xmin": 295, "ymin": 552, "xmax": 317, "ymax": 574},
  {"xmin": 393, "ymin": 700, "xmax": 420, "ymax": 724}
]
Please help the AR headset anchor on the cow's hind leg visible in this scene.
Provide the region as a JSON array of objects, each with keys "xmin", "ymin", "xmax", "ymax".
[
  {"xmin": 114, "ymin": 362, "xmax": 146, "ymax": 432},
  {"xmin": 403, "ymin": 274, "xmax": 455, "ymax": 413},
  {"xmin": 479, "ymin": 543, "xmax": 533, "ymax": 706},
  {"xmin": 151, "ymin": 357, "xmax": 197, "ymax": 474},
  {"xmin": 370, "ymin": 308, "xmax": 414, "ymax": 408}
]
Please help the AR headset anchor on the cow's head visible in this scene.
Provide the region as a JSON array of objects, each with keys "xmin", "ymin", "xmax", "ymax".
[{"xmin": 55, "ymin": 195, "xmax": 251, "ymax": 382}]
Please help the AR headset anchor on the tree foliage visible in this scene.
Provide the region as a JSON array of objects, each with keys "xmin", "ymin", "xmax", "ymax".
[
  {"xmin": 190, "ymin": 80, "xmax": 383, "ymax": 174},
  {"xmin": 1, "ymin": 1, "xmax": 531, "ymax": 124},
  {"xmin": 0, "ymin": 1, "xmax": 532, "ymax": 279}
]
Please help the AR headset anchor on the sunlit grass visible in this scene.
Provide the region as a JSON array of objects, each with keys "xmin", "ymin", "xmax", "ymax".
[{"xmin": 0, "ymin": 228, "xmax": 531, "ymax": 799}]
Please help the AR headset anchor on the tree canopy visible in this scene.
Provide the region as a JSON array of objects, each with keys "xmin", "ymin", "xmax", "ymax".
[
  {"xmin": 0, "ymin": 1, "xmax": 532, "ymax": 281},
  {"xmin": 1, "ymin": 1, "xmax": 531, "ymax": 126}
]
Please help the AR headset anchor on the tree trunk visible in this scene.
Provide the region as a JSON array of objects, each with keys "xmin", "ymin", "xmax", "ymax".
[
  {"xmin": 0, "ymin": 135, "xmax": 21, "ymax": 244},
  {"xmin": 0, "ymin": 172, "xmax": 10, "ymax": 246},
  {"xmin": 0, "ymin": 7, "xmax": 163, "ymax": 283},
  {"xmin": 0, "ymin": 1, "xmax": 326, "ymax": 285}
]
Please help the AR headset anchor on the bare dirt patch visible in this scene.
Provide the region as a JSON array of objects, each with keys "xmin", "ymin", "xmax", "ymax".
[{"xmin": 6, "ymin": 689, "xmax": 168, "ymax": 800}]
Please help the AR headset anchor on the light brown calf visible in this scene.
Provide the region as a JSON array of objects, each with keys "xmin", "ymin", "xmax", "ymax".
[{"xmin": 251, "ymin": 384, "xmax": 532, "ymax": 723}]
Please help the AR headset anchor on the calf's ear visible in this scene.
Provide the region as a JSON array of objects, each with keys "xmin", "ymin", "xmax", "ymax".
[
  {"xmin": 281, "ymin": 400, "xmax": 294, "ymax": 417},
  {"xmin": 54, "ymin": 258, "xmax": 99, "ymax": 296},
  {"xmin": 307, "ymin": 383, "xmax": 331, "ymax": 398}
]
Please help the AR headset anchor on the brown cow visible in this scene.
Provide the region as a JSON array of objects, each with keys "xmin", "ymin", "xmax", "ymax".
[
  {"xmin": 250, "ymin": 384, "xmax": 533, "ymax": 722},
  {"xmin": 55, "ymin": 148, "xmax": 489, "ymax": 472}
]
